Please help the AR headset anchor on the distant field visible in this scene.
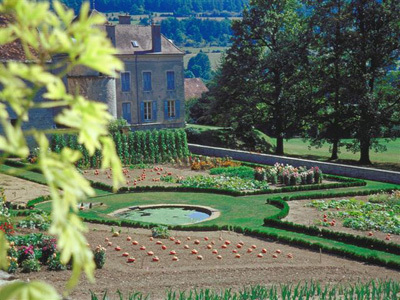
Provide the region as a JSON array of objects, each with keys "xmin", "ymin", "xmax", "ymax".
[{"xmin": 183, "ymin": 46, "xmax": 227, "ymax": 70}]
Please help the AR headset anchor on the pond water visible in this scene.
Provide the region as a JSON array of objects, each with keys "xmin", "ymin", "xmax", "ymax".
[{"xmin": 115, "ymin": 206, "xmax": 212, "ymax": 225}]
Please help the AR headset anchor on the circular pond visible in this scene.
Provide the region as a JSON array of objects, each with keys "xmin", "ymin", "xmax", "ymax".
[{"xmin": 111, "ymin": 204, "xmax": 219, "ymax": 225}]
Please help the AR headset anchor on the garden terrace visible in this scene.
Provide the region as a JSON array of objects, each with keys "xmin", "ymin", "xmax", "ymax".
[{"xmin": 2, "ymin": 157, "xmax": 400, "ymax": 297}]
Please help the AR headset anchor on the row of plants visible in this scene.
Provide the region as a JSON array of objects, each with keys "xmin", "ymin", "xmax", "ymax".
[
  {"xmin": 81, "ymin": 215, "xmax": 400, "ymax": 270},
  {"xmin": 4, "ymin": 231, "xmax": 106, "ymax": 274},
  {"xmin": 306, "ymin": 191, "xmax": 400, "ymax": 234},
  {"xmin": 6, "ymin": 233, "xmax": 62, "ymax": 273},
  {"xmin": 190, "ymin": 155, "xmax": 241, "ymax": 170},
  {"xmin": 179, "ymin": 175, "xmax": 270, "ymax": 192},
  {"xmin": 90, "ymin": 280, "xmax": 400, "ymax": 300},
  {"xmin": 256, "ymin": 163, "xmax": 323, "ymax": 186},
  {"xmin": 50, "ymin": 129, "xmax": 190, "ymax": 168}
]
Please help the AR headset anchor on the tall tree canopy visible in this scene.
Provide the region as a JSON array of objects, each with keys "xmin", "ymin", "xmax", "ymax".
[{"xmin": 203, "ymin": 0, "xmax": 311, "ymax": 155}]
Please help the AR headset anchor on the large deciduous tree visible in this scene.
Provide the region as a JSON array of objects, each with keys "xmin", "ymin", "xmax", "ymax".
[
  {"xmin": 346, "ymin": 0, "xmax": 400, "ymax": 164},
  {"xmin": 306, "ymin": 0, "xmax": 354, "ymax": 160},
  {"xmin": 206, "ymin": 0, "xmax": 311, "ymax": 155}
]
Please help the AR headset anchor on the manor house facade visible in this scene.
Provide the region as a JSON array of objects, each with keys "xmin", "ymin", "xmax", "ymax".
[{"xmin": 0, "ymin": 12, "xmax": 185, "ymax": 133}]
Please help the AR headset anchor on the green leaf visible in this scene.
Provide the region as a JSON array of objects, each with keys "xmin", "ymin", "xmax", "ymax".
[
  {"xmin": 0, "ymin": 231, "xmax": 9, "ymax": 271},
  {"xmin": 0, "ymin": 281, "xmax": 60, "ymax": 300}
]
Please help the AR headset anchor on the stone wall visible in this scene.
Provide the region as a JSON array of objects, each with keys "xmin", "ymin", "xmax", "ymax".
[{"xmin": 188, "ymin": 144, "xmax": 400, "ymax": 185}]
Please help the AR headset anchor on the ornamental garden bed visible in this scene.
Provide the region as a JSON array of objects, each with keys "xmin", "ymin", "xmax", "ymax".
[
  {"xmin": 9, "ymin": 223, "xmax": 400, "ymax": 299},
  {"xmin": 283, "ymin": 192, "xmax": 400, "ymax": 244},
  {"xmin": 81, "ymin": 160, "xmax": 352, "ymax": 195}
]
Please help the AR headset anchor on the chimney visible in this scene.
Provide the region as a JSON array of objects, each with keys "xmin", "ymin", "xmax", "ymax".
[
  {"xmin": 151, "ymin": 23, "xmax": 162, "ymax": 53},
  {"xmin": 118, "ymin": 15, "xmax": 131, "ymax": 24},
  {"xmin": 105, "ymin": 23, "xmax": 116, "ymax": 47}
]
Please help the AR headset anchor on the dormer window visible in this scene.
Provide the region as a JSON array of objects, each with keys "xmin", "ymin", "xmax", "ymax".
[{"xmin": 131, "ymin": 40, "xmax": 139, "ymax": 47}]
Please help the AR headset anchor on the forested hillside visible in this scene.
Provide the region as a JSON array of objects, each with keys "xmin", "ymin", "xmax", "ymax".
[{"xmin": 60, "ymin": 0, "xmax": 248, "ymax": 14}]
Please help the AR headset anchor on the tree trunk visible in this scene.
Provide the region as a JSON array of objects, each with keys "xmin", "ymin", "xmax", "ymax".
[
  {"xmin": 276, "ymin": 136, "xmax": 284, "ymax": 155},
  {"xmin": 330, "ymin": 139, "xmax": 339, "ymax": 160},
  {"xmin": 359, "ymin": 139, "xmax": 371, "ymax": 165}
]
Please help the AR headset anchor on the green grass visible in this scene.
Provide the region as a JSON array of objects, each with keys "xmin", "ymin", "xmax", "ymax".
[
  {"xmin": 37, "ymin": 192, "xmax": 280, "ymax": 228},
  {"xmin": 284, "ymin": 138, "xmax": 400, "ymax": 165}
]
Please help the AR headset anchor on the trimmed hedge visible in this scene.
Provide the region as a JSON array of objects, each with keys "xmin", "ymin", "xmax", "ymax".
[
  {"xmin": 81, "ymin": 215, "xmax": 400, "ymax": 270},
  {"xmin": 265, "ymin": 197, "xmax": 289, "ymax": 220},
  {"xmin": 281, "ymin": 188, "xmax": 400, "ymax": 201},
  {"xmin": 26, "ymin": 196, "xmax": 51, "ymax": 209}
]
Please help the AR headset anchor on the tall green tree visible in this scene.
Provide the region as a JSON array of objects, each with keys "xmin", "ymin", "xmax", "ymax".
[
  {"xmin": 345, "ymin": 0, "xmax": 400, "ymax": 164},
  {"xmin": 205, "ymin": 0, "xmax": 311, "ymax": 154},
  {"xmin": 306, "ymin": 0, "xmax": 354, "ymax": 160}
]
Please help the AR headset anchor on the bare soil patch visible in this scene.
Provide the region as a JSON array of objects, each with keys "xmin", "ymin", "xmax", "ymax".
[
  {"xmin": 0, "ymin": 173, "xmax": 49, "ymax": 206},
  {"xmin": 15, "ymin": 223, "xmax": 400, "ymax": 300},
  {"xmin": 284, "ymin": 196, "xmax": 400, "ymax": 244}
]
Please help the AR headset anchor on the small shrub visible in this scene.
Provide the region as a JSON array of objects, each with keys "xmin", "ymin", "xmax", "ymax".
[
  {"xmin": 18, "ymin": 245, "xmax": 35, "ymax": 263},
  {"xmin": 93, "ymin": 245, "xmax": 106, "ymax": 269},
  {"xmin": 151, "ymin": 225, "xmax": 170, "ymax": 238},
  {"xmin": 0, "ymin": 221, "xmax": 15, "ymax": 236},
  {"xmin": 7, "ymin": 257, "xmax": 18, "ymax": 274},
  {"xmin": 47, "ymin": 252, "xmax": 66, "ymax": 271},
  {"xmin": 39, "ymin": 238, "xmax": 57, "ymax": 264},
  {"xmin": 21, "ymin": 258, "xmax": 41, "ymax": 273}
]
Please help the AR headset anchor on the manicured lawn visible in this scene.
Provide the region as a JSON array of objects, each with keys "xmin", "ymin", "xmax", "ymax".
[{"xmin": 37, "ymin": 191, "xmax": 281, "ymax": 228}]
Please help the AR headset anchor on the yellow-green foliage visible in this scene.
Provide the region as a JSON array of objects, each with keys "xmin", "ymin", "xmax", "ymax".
[{"xmin": 0, "ymin": 1, "xmax": 124, "ymax": 299}]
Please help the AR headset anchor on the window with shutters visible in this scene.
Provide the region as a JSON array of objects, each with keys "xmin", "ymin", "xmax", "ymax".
[
  {"xmin": 144, "ymin": 101, "xmax": 152, "ymax": 121},
  {"xmin": 167, "ymin": 100, "xmax": 175, "ymax": 118},
  {"xmin": 143, "ymin": 72, "xmax": 152, "ymax": 91},
  {"xmin": 167, "ymin": 71, "xmax": 175, "ymax": 90},
  {"xmin": 121, "ymin": 72, "xmax": 130, "ymax": 92},
  {"xmin": 122, "ymin": 102, "xmax": 131, "ymax": 123},
  {"xmin": 164, "ymin": 100, "xmax": 180, "ymax": 120}
]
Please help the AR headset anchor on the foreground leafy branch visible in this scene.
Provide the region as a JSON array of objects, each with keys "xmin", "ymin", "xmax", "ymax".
[{"xmin": 0, "ymin": 0, "xmax": 124, "ymax": 298}]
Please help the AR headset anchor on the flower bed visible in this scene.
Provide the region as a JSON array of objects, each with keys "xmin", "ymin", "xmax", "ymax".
[{"xmin": 179, "ymin": 175, "xmax": 269, "ymax": 192}]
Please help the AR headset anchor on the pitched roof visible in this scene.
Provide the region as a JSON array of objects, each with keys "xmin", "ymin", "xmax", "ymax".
[
  {"xmin": 184, "ymin": 78, "xmax": 209, "ymax": 100},
  {"xmin": 105, "ymin": 24, "xmax": 184, "ymax": 55},
  {"xmin": 0, "ymin": 15, "xmax": 40, "ymax": 62}
]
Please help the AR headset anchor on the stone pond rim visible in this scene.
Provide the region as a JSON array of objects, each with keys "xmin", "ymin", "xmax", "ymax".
[{"xmin": 109, "ymin": 204, "xmax": 221, "ymax": 225}]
